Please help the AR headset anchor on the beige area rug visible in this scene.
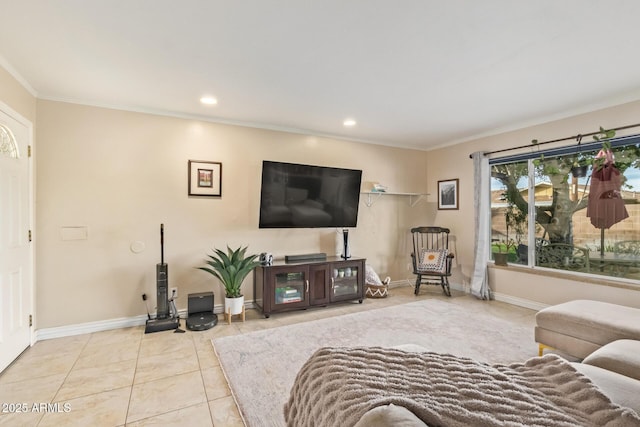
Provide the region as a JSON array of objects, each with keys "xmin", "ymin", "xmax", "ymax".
[{"xmin": 212, "ymin": 298, "xmax": 536, "ymax": 427}]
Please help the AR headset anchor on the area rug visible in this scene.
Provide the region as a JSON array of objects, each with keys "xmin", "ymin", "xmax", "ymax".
[{"xmin": 212, "ymin": 298, "xmax": 536, "ymax": 427}]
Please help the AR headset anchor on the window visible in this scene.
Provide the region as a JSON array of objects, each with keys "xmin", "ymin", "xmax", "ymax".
[
  {"xmin": 0, "ymin": 124, "xmax": 19, "ymax": 159},
  {"xmin": 489, "ymin": 133, "xmax": 640, "ymax": 280},
  {"xmin": 490, "ymin": 160, "xmax": 530, "ymax": 265}
]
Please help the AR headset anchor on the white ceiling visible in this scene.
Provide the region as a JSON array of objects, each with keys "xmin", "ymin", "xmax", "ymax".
[{"xmin": 2, "ymin": 0, "xmax": 640, "ymax": 151}]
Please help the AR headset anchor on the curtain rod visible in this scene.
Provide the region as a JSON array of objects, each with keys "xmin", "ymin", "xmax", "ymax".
[{"xmin": 468, "ymin": 123, "xmax": 640, "ymax": 159}]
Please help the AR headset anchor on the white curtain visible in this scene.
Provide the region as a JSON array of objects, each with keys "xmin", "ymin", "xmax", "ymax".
[{"xmin": 470, "ymin": 151, "xmax": 491, "ymax": 300}]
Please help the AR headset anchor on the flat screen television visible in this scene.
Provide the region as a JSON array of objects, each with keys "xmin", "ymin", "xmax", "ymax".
[{"xmin": 259, "ymin": 161, "xmax": 363, "ymax": 228}]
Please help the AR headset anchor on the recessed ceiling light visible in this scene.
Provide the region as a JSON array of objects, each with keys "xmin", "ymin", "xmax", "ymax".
[
  {"xmin": 200, "ymin": 96, "xmax": 218, "ymax": 105},
  {"xmin": 343, "ymin": 118, "xmax": 356, "ymax": 127}
]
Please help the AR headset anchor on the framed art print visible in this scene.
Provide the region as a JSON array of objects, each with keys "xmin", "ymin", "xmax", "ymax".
[
  {"xmin": 437, "ymin": 178, "xmax": 458, "ymax": 210},
  {"xmin": 188, "ymin": 160, "xmax": 222, "ymax": 197}
]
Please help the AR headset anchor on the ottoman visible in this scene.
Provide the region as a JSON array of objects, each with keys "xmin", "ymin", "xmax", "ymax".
[{"xmin": 534, "ymin": 300, "xmax": 640, "ymax": 359}]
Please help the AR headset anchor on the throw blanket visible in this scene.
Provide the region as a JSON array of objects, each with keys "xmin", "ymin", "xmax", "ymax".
[{"xmin": 284, "ymin": 347, "xmax": 640, "ymax": 427}]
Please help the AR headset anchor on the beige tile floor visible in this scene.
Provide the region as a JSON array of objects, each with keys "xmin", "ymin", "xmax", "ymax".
[{"xmin": 0, "ymin": 284, "xmax": 535, "ymax": 426}]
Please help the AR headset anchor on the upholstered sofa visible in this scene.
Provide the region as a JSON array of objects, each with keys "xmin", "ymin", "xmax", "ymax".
[
  {"xmin": 285, "ymin": 300, "xmax": 640, "ymax": 426},
  {"xmin": 535, "ymin": 299, "xmax": 640, "ymax": 359},
  {"xmin": 572, "ymin": 339, "xmax": 640, "ymax": 416},
  {"xmin": 284, "ymin": 342, "xmax": 640, "ymax": 426},
  {"xmin": 532, "ymin": 300, "xmax": 640, "ymax": 417}
]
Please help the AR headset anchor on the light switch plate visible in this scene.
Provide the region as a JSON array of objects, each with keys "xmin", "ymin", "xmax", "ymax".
[{"xmin": 60, "ymin": 226, "xmax": 88, "ymax": 241}]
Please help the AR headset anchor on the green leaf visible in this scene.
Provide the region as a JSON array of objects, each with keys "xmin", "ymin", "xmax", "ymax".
[{"xmin": 197, "ymin": 245, "xmax": 261, "ymax": 298}]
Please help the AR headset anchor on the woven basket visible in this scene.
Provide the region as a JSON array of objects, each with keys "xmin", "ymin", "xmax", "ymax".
[
  {"xmin": 365, "ymin": 284, "xmax": 388, "ymax": 298},
  {"xmin": 365, "ymin": 279, "xmax": 389, "ymax": 298}
]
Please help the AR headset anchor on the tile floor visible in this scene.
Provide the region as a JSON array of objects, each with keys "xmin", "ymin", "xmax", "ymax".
[{"xmin": 0, "ymin": 284, "xmax": 535, "ymax": 426}]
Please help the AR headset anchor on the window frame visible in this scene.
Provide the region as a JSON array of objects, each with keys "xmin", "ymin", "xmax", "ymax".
[{"xmin": 488, "ymin": 133, "xmax": 640, "ymax": 279}]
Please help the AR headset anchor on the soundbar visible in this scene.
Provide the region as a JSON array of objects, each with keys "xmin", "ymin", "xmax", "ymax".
[{"xmin": 285, "ymin": 253, "xmax": 327, "ymax": 263}]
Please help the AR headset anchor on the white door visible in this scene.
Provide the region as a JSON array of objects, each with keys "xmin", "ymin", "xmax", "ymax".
[{"xmin": 0, "ymin": 105, "xmax": 32, "ymax": 373}]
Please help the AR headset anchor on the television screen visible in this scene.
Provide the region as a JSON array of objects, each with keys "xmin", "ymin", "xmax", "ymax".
[{"xmin": 259, "ymin": 161, "xmax": 363, "ymax": 228}]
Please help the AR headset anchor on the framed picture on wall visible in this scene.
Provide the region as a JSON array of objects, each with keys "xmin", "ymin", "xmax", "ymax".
[
  {"xmin": 437, "ymin": 178, "xmax": 458, "ymax": 210},
  {"xmin": 188, "ymin": 160, "xmax": 222, "ymax": 197}
]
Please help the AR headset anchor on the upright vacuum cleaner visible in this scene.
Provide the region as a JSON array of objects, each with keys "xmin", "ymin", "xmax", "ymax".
[{"xmin": 144, "ymin": 224, "xmax": 181, "ymax": 333}]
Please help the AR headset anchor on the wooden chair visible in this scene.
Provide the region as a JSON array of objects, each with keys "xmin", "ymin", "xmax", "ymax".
[{"xmin": 410, "ymin": 226, "xmax": 454, "ymax": 296}]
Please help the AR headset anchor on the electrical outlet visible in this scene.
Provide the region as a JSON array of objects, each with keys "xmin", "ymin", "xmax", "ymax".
[{"xmin": 170, "ymin": 287, "xmax": 178, "ymax": 299}]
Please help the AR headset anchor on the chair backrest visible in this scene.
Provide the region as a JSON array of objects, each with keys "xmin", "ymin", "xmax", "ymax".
[{"xmin": 411, "ymin": 226, "xmax": 450, "ymax": 252}]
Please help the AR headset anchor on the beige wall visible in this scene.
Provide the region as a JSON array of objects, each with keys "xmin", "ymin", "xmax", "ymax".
[
  {"xmin": 426, "ymin": 101, "xmax": 640, "ymax": 308},
  {"xmin": 3, "ymin": 60, "xmax": 640, "ymax": 330},
  {"xmin": 0, "ymin": 66, "xmax": 36, "ymax": 122},
  {"xmin": 35, "ymin": 100, "xmax": 431, "ymax": 328},
  {"xmin": 489, "ymin": 267, "xmax": 639, "ymax": 308}
]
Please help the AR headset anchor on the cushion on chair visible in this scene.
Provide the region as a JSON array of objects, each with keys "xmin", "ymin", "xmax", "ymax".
[{"xmin": 417, "ymin": 249, "xmax": 448, "ymax": 274}]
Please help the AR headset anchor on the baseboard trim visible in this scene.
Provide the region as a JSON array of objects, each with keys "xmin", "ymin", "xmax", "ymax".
[
  {"xmin": 492, "ymin": 292, "xmax": 549, "ymax": 311},
  {"xmin": 388, "ymin": 279, "xmax": 466, "ymax": 293},
  {"xmin": 388, "ymin": 279, "xmax": 412, "ymax": 289},
  {"xmin": 392, "ymin": 279, "xmax": 546, "ymax": 310},
  {"xmin": 36, "ymin": 302, "xmax": 257, "ymax": 341},
  {"xmin": 36, "ymin": 291, "xmax": 539, "ymax": 341},
  {"xmin": 36, "ymin": 314, "xmax": 150, "ymax": 341}
]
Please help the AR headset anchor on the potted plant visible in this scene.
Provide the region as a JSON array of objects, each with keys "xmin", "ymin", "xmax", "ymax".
[
  {"xmin": 492, "ymin": 238, "xmax": 515, "ymax": 266},
  {"xmin": 570, "ymin": 158, "xmax": 589, "ymax": 178},
  {"xmin": 198, "ymin": 246, "xmax": 261, "ymax": 317},
  {"xmin": 569, "ymin": 134, "xmax": 589, "ymax": 178}
]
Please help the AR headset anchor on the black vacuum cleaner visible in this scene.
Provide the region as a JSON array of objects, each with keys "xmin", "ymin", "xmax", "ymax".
[{"xmin": 144, "ymin": 224, "xmax": 181, "ymax": 333}]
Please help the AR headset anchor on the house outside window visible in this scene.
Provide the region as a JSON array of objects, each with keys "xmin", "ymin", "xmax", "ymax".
[{"xmin": 489, "ymin": 133, "xmax": 640, "ymax": 280}]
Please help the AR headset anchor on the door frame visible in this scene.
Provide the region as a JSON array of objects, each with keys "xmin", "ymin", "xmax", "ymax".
[{"xmin": 0, "ymin": 99, "xmax": 35, "ymax": 347}]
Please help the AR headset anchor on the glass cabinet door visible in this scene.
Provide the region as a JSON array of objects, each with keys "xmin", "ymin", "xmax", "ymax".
[
  {"xmin": 330, "ymin": 262, "xmax": 360, "ymax": 302},
  {"xmin": 271, "ymin": 267, "xmax": 309, "ymax": 308}
]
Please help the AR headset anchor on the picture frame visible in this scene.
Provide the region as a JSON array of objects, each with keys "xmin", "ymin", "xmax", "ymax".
[
  {"xmin": 437, "ymin": 178, "xmax": 458, "ymax": 210},
  {"xmin": 188, "ymin": 160, "xmax": 222, "ymax": 197}
]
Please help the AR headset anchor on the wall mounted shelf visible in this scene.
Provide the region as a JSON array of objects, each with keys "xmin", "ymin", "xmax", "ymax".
[{"xmin": 361, "ymin": 191, "xmax": 429, "ymax": 207}]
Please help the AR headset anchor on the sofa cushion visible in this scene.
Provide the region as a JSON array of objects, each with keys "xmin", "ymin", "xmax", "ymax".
[
  {"xmin": 572, "ymin": 362, "xmax": 640, "ymax": 415},
  {"xmin": 536, "ymin": 300, "xmax": 640, "ymax": 346},
  {"xmin": 583, "ymin": 339, "xmax": 640, "ymax": 381},
  {"xmin": 354, "ymin": 404, "xmax": 428, "ymax": 427}
]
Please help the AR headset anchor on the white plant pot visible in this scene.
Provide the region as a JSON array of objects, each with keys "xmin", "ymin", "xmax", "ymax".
[{"xmin": 225, "ymin": 296, "xmax": 244, "ymax": 315}]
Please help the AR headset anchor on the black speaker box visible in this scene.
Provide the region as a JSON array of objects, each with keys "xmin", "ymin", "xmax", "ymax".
[
  {"xmin": 186, "ymin": 292, "xmax": 217, "ymax": 331},
  {"xmin": 188, "ymin": 292, "xmax": 214, "ymax": 315}
]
